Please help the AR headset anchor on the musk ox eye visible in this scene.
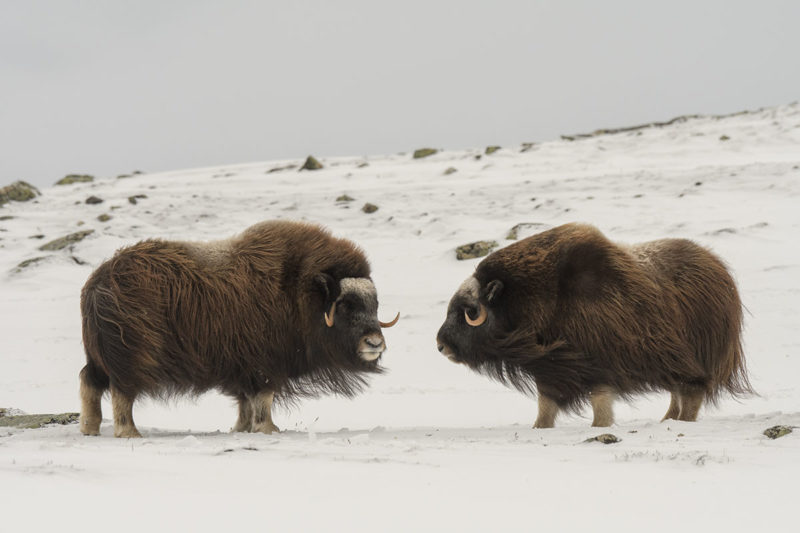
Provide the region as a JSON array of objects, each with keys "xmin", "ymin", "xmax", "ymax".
[{"xmin": 464, "ymin": 304, "xmax": 488, "ymax": 327}]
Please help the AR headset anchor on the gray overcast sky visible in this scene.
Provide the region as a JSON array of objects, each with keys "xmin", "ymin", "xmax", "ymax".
[{"xmin": 2, "ymin": 0, "xmax": 799, "ymax": 188}]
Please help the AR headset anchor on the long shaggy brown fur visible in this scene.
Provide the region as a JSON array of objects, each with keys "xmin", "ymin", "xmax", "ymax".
[
  {"xmin": 80, "ymin": 221, "xmax": 384, "ymax": 435},
  {"xmin": 436, "ymin": 223, "xmax": 751, "ymax": 422}
]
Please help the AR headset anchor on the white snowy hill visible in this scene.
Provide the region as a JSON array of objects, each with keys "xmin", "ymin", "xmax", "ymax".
[{"xmin": 1, "ymin": 104, "xmax": 799, "ymax": 531}]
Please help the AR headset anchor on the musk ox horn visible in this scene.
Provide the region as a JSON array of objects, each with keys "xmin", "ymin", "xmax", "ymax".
[
  {"xmin": 379, "ymin": 312, "xmax": 400, "ymax": 328},
  {"xmin": 464, "ymin": 304, "xmax": 487, "ymax": 327},
  {"xmin": 324, "ymin": 302, "xmax": 336, "ymax": 327}
]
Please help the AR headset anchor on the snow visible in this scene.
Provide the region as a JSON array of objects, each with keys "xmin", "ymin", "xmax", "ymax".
[{"xmin": 1, "ymin": 104, "xmax": 799, "ymax": 531}]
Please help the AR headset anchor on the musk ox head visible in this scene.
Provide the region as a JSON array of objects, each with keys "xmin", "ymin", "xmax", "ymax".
[
  {"xmin": 315, "ymin": 274, "xmax": 399, "ymax": 364},
  {"xmin": 436, "ymin": 275, "xmax": 512, "ymax": 367}
]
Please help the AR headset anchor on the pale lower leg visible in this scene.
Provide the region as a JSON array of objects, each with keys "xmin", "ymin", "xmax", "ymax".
[
  {"xmin": 661, "ymin": 392, "xmax": 681, "ymax": 422},
  {"xmin": 232, "ymin": 396, "xmax": 254, "ymax": 432},
  {"xmin": 252, "ymin": 391, "xmax": 280, "ymax": 434},
  {"xmin": 533, "ymin": 394, "xmax": 559, "ymax": 429},
  {"xmin": 111, "ymin": 388, "xmax": 141, "ymax": 438},
  {"xmin": 678, "ymin": 387, "xmax": 704, "ymax": 422},
  {"xmin": 79, "ymin": 379, "xmax": 103, "ymax": 436},
  {"xmin": 590, "ymin": 385, "xmax": 616, "ymax": 427}
]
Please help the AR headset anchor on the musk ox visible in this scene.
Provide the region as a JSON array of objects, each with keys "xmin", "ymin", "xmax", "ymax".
[
  {"xmin": 79, "ymin": 220, "xmax": 399, "ymax": 438},
  {"xmin": 436, "ymin": 223, "xmax": 751, "ymax": 428}
]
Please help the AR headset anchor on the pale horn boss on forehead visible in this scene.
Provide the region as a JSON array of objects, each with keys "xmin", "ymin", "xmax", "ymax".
[
  {"xmin": 436, "ymin": 223, "xmax": 752, "ymax": 429},
  {"xmin": 78, "ymin": 220, "xmax": 399, "ymax": 439}
]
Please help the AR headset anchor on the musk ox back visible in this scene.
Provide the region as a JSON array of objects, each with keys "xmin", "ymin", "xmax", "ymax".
[
  {"xmin": 436, "ymin": 223, "xmax": 750, "ymax": 428},
  {"xmin": 79, "ymin": 220, "xmax": 398, "ymax": 438}
]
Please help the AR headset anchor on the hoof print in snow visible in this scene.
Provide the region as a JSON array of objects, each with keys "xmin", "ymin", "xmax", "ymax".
[
  {"xmin": 0, "ymin": 181, "xmax": 40, "ymax": 206},
  {"xmin": 362, "ymin": 203, "xmax": 379, "ymax": 214},
  {"xmin": 128, "ymin": 194, "xmax": 148, "ymax": 205},
  {"xmin": 300, "ymin": 156, "xmax": 323, "ymax": 171},
  {"xmin": 336, "ymin": 194, "xmax": 355, "ymax": 203},
  {"xmin": 56, "ymin": 174, "xmax": 94, "ymax": 186},
  {"xmin": 763, "ymin": 425, "xmax": 793, "ymax": 439},
  {"xmin": 485, "ymin": 145, "xmax": 501, "ymax": 155},
  {"xmin": 443, "ymin": 167, "xmax": 458, "ymax": 176},
  {"xmin": 85, "ymin": 196, "xmax": 103, "ymax": 205},
  {"xmin": 413, "ymin": 148, "xmax": 438, "ymax": 159},
  {"xmin": 38, "ymin": 229, "xmax": 95, "ymax": 252},
  {"xmin": 585, "ymin": 434, "xmax": 620, "ymax": 444},
  {"xmin": 455, "ymin": 240, "xmax": 498, "ymax": 260},
  {"xmin": 0, "ymin": 412, "xmax": 80, "ymax": 429}
]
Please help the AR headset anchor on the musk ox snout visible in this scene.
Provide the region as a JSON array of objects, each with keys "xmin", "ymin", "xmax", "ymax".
[{"xmin": 359, "ymin": 333, "xmax": 386, "ymax": 362}]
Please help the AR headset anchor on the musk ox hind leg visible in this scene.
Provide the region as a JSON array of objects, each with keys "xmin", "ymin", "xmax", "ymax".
[
  {"xmin": 111, "ymin": 387, "xmax": 142, "ymax": 438},
  {"xmin": 590, "ymin": 385, "xmax": 616, "ymax": 427},
  {"xmin": 533, "ymin": 394, "xmax": 559, "ymax": 429},
  {"xmin": 661, "ymin": 392, "xmax": 681, "ymax": 422},
  {"xmin": 677, "ymin": 385, "xmax": 705, "ymax": 422},
  {"xmin": 232, "ymin": 395, "xmax": 254, "ymax": 433},
  {"xmin": 252, "ymin": 391, "xmax": 280, "ymax": 434},
  {"xmin": 79, "ymin": 364, "xmax": 107, "ymax": 436}
]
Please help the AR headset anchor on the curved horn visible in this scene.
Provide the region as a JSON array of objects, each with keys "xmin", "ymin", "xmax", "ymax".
[
  {"xmin": 464, "ymin": 304, "xmax": 487, "ymax": 327},
  {"xmin": 324, "ymin": 302, "xmax": 336, "ymax": 327},
  {"xmin": 379, "ymin": 312, "xmax": 400, "ymax": 328}
]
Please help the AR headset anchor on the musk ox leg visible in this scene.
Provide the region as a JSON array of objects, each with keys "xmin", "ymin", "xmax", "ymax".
[
  {"xmin": 111, "ymin": 388, "xmax": 142, "ymax": 438},
  {"xmin": 677, "ymin": 386, "xmax": 704, "ymax": 422},
  {"xmin": 252, "ymin": 391, "xmax": 280, "ymax": 434},
  {"xmin": 79, "ymin": 367, "xmax": 105, "ymax": 436},
  {"xmin": 533, "ymin": 394, "xmax": 559, "ymax": 429},
  {"xmin": 590, "ymin": 385, "xmax": 615, "ymax": 427},
  {"xmin": 79, "ymin": 362, "xmax": 108, "ymax": 436},
  {"xmin": 232, "ymin": 395, "xmax": 254, "ymax": 433},
  {"xmin": 661, "ymin": 392, "xmax": 681, "ymax": 422}
]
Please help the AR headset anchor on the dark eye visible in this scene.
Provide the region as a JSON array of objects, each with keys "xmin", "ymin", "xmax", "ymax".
[{"xmin": 464, "ymin": 306, "xmax": 479, "ymax": 321}]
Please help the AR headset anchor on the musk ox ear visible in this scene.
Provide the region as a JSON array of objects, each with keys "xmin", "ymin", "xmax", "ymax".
[
  {"xmin": 482, "ymin": 280, "xmax": 504, "ymax": 304},
  {"xmin": 313, "ymin": 273, "xmax": 340, "ymax": 308},
  {"xmin": 558, "ymin": 241, "xmax": 613, "ymax": 296}
]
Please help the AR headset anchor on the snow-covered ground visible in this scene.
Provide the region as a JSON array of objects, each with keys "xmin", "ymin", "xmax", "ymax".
[{"xmin": 1, "ymin": 104, "xmax": 799, "ymax": 531}]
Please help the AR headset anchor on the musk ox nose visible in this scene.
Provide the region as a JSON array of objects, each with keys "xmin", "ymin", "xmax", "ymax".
[
  {"xmin": 437, "ymin": 343, "xmax": 445, "ymax": 353},
  {"xmin": 358, "ymin": 333, "xmax": 386, "ymax": 362}
]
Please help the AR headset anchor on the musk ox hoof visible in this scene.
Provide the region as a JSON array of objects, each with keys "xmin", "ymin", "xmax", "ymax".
[
  {"xmin": 114, "ymin": 427, "xmax": 142, "ymax": 438},
  {"xmin": 253, "ymin": 422, "xmax": 280, "ymax": 435},
  {"xmin": 80, "ymin": 427, "xmax": 100, "ymax": 436}
]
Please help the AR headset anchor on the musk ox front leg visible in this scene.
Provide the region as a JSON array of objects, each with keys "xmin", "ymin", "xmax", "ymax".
[
  {"xmin": 533, "ymin": 394, "xmax": 559, "ymax": 429},
  {"xmin": 252, "ymin": 390, "xmax": 280, "ymax": 434},
  {"xmin": 232, "ymin": 395, "xmax": 254, "ymax": 433},
  {"xmin": 111, "ymin": 387, "xmax": 142, "ymax": 438},
  {"xmin": 590, "ymin": 385, "xmax": 616, "ymax": 427}
]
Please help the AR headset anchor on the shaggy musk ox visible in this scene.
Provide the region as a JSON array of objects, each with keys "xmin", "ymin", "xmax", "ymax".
[
  {"xmin": 79, "ymin": 221, "xmax": 399, "ymax": 438},
  {"xmin": 436, "ymin": 223, "xmax": 751, "ymax": 428}
]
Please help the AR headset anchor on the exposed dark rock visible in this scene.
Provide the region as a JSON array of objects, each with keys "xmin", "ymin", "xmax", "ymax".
[
  {"xmin": 485, "ymin": 146, "xmax": 501, "ymax": 155},
  {"xmin": 584, "ymin": 434, "xmax": 620, "ymax": 444},
  {"xmin": 28, "ymin": 234, "xmax": 45, "ymax": 240},
  {"xmin": 0, "ymin": 181, "xmax": 40, "ymax": 206},
  {"xmin": 521, "ymin": 142, "xmax": 536, "ymax": 152},
  {"xmin": 357, "ymin": 162, "xmax": 369, "ymax": 168},
  {"xmin": 267, "ymin": 164, "xmax": 298, "ymax": 173},
  {"xmin": 55, "ymin": 174, "xmax": 94, "ymax": 186},
  {"xmin": 506, "ymin": 222, "xmax": 549, "ymax": 240},
  {"xmin": 97, "ymin": 214, "xmax": 112, "ymax": 222},
  {"xmin": 39, "ymin": 229, "xmax": 94, "ymax": 251},
  {"xmin": 362, "ymin": 203, "xmax": 379, "ymax": 214},
  {"xmin": 300, "ymin": 156, "xmax": 323, "ymax": 171},
  {"xmin": 720, "ymin": 135, "xmax": 730, "ymax": 141},
  {"xmin": 13, "ymin": 256, "xmax": 50, "ymax": 273},
  {"xmin": 455, "ymin": 240, "xmax": 498, "ymax": 260},
  {"xmin": 763, "ymin": 425, "xmax": 793, "ymax": 439},
  {"xmin": 443, "ymin": 167, "xmax": 458, "ymax": 175},
  {"xmin": 336, "ymin": 194, "xmax": 355, "ymax": 202},
  {"xmin": 413, "ymin": 148, "xmax": 438, "ymax": 159},
  {"xmin": 128, "ymin": 194, "xmax": 148, "ymax": 205},
  {"xmin": 0, "ymin": 215, "xmax": 14, "ymax": 221},
  {"xmin": 0, "ymin": 412, "xmax": 80, "ymax": 429},
  {"xmin": 85, "ymin": 196, "xmax": 103, "ymax": 205}
]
